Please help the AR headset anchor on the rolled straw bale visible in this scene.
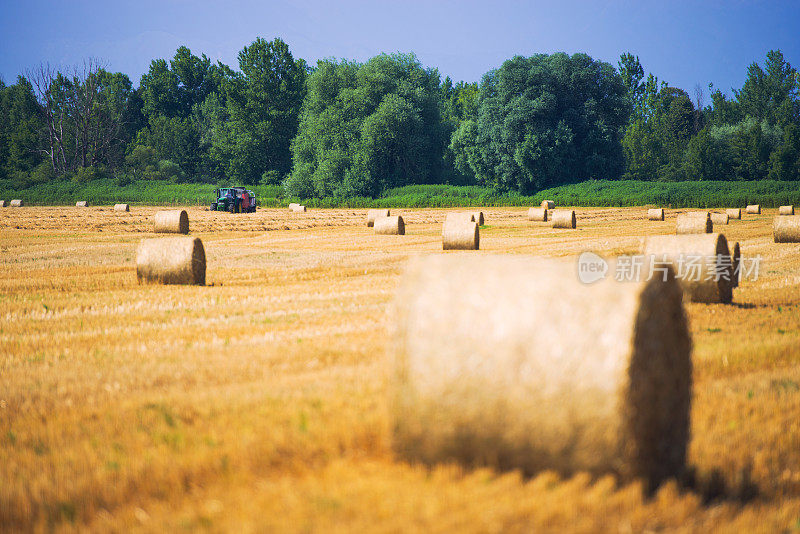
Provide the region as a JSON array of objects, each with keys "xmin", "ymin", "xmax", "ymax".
[
  {"xmin": 154, "ymin": 210, "xmax": 189, "ymax": 234},
  {"xmin": 374, "ymin": 215, "xmax": 405, "ymax": 235},
  {"xmin": 730, "ymin": 241, "xmax": 741, "ymax": 288},
  {"xmin": 367, "ymin": 208, "xmax": 390, "ymax": 227},
  {"xmin": 527, "ymin": 207, "xmax": 548, "ymax": 221},
  {"xmin": 472, "ymin": 211, "xmax": 485, "ymax": 226},
  {"xmin": 726, "ymin": 208, "xmax": 741, "ymax": 220},
  {"xmin": 288, "ymin": 202, "xmax": 300, "ymax": 210},
  {"xmin": 746, "ymin": 204, "xmax": 761, "ymax": 214},
  {"xmin": 541, "ymin": 200, "xmax": 555, "ymax": 210},
  {"xmin": 10, "ymin": 199, "xmax": 23, "ymax": 207},
  {"xmin": 551, "ymin": 210, "xmax": 576, "ymax": 229},
  {"xmin": 710, "ymin": 213, "xmax": 729, "ymax": 225},
  {"xmin": 675, "ymin": 213, "xmax": 712, "ymax": 234},
  {"xmin": 779, "ymin": 205, "xmax": 795, "ymax": 216},
  {"xmin": 774, "ymin": 215, "xmax": 800, "ymax": 243},
  {"xmin": 136, "ymin": 236, "xmax": 206, "ymax": 285},
  {"xmin": 647, "ymin": 208, "xmax": 664, "ymax": 221},
  {"xmin": 290, "ymin": 204, "xmax": 306, "ymax": 212},
  {"xmin": 391, "ymin": 254, "xmax": 691, "ymax": 489},
  {"xmin": 76, "ymin": 201, "xmax": 89, "ymax": 207},
  {"xmin": 643, "ymin": 233, "xmax": 733, "ymax": 303},
  {"xmin": 0, "ymin": 200, "xmax": 7, "ymax": 207},
  {"xmin": 442, "ymin": 220, "xmax": 479, "ymax": 250},
  {"xmin": 114, "ymin": 203, "xmax": 129, "ymax": 212}
]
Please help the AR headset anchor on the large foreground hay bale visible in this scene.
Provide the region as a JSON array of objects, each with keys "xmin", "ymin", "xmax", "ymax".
[
  {"xmin": 731, "ymin": 241, "xmax": 741, "ymax": 288},
  {"xmin": 551, "ymin": 210, "xmax": 576, "ymax": 229},
  {"xmin": 76, "ymin": 201, "xmax": 89, "ymax": 207},
  {"xmin": 154, "ymin": 210, "xmax": 189, "ymax": 234},
  {"xmin": 391, "ymin": 255, "xmax": 692, "ymax": 490},
  {"xmin": 541, "ymin": 200, "xmax": 555, "ymax": 209},
  {"xmin": 643, "ymin": 233, "xmax": 733, "ymax": 303},
  {"xmin": 442, "ymin": 220, "xmax": 479, "ymax": 250},
  {"xmin": 527, "ymin": 207, "xmax": 548, "ymax": 221},
  {"xmin": 290, "ymin": 204, "xmax": 306, "ymax": 212},
  {"xmin": 114, "ymin": 203, "xmax": 129, "ymax": 212},
  {"xmin": 472, "ymin": 211, "xmax": 485, "ymax": 226},
  {"xmin": 0, "ymin": 200, "xmax": 7, "ymax": 207},
  {"xmin": 774, "ymin": 215, "xmax": 800, "ymax": 243},
  {"xmin": 676, "ymin": 213, "xmax": 712, "ymax": 234},
  {"xmin": 367, "ymin": 209, "xmax": 390, "ymax": 227},
  {"xmin": 374, "ymin": 215, "xmax": 405, "ymax": 235},
  {"xmin": 710, "ymin": 212, "xmax": 729, "ymax": 225},
  {"xmin": 726, "ymin": 208, "xmax": 741, "ymax": 220},
  {"xmin": 647, "ymin": 208, "xmax": 664, "ymax": 221},
  {"xmin": 746, "ymin": 204, "xmax": 761, "ymax": 214},
  {"xmin": 779, "ymin": 205, "xmax": 795, "ymax": 216},
  {"xmin": 10, "ymin": 199, "xmax": 23, "ymax": 207},
  {"xmin": 136, "ymin": 237, "xmax": 206, "ymax": 285}
]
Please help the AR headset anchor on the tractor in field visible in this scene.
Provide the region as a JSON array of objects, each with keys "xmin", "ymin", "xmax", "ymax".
[{"xmin": 211, "ymin": 187, "xmax": 257, "ymax": 213}]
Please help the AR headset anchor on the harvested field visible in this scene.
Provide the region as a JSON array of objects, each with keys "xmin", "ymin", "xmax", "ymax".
[{"xmin": 1, "ymin": 205, "xmax": 799, "ymax": 531}]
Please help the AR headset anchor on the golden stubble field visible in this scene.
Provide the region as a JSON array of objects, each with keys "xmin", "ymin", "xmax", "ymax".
[{"xmin": 1, "ymin": 205, "xmax": 799, "ymax": 532}]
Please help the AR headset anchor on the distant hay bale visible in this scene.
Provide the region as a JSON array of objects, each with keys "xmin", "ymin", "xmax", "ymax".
[
  {"xmin": 76, "ymin": 201, "xmax": 89, "ymax": 207},
  {"xmin": 730, "ymin": 241, "xmax": 741, "ymax": 288},
  {"xmin": 136, "ymin": 236, "xmax": 206, "ymax": 285},
  {"xmin": 114, "ymin": 203, "xmax": 129, "ymax": 212},
  {"xmin": 779, "ymin": 205, "xmax": 795, "ymax": 215},
  {"xmin": 647, "ymin": 208, "xmax": 664, "ymax": 221},
  {"xmin": 773, "ymin": 215, "xmax": 800, "ymax": 243},
  {"xmin": 288, "ymin": 203, "xmax": 300, "ymax": 210},
  {"xmin": 551, "ymin": 210, "xmax": 576, "ymax": 229},
  {"xmin": 0, "ymin": 200, "xmax": 7, "ymax": 207},
  {"xmin": 710, "ymin": 213, "xmax": 729, "ymax": 225},
  {"xmin": 391, "ymin": 255, "xmax": 692, "ymax": 490},
  {"xmin": 726, "ymin": 208, "xmax": 741, "ymax": 220},
  {"xmin": 472, "ymin": 211, "xmax": 485, "ymax": 226},
  {"xmin": 746, "ymin": 204, "xmax": 761, "ymax": 214},
  {"xmin": 442, "ymin": 220, "xmax": 479, "ymax": 250},
  {"xmin": 10, "ymin": 199, "xmax": 23, "ymax": 207},
  {"xmin": 374, "ymin": 215, "xmax": 405, "ymax": 235},
  {"xmin": 154, "ymin": 210, "xmax": 189, "ymax": 234},
  {"xmin": 644, "ymin": 233, "xmax": 733, "ymax": 303},
  {"xmin": 367, "ymin": 208, "xmax": 390, "ymax": 227},
  {"xmin": 676, "ymin": 213, "xmax": 712, "ymax": 234},
  {"xmin": 527, "ymin": 207, "xmax": 548, "ymax": 221},
  {"xmin": 541, "ymin": 200, "xmax": 555, "ymax": 209},
  {"xmin": 290, "ymin": 204, "xmax": 306, "ymax": 212}
]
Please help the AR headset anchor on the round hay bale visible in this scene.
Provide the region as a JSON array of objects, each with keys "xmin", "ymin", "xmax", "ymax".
[
  {"xmin": 136, "ymin": 236, "xmax": 206, "ymax": 285},
  {"xmin": 643, "ymin": 233, "xmax": 733, "ymax": 303},
  {"xmin": 676, "ymin": 213, "xmax": 712, "ymax": 234},
  {"xmin": 730, "ymin": 241, "xmax": 741, "ymax": 288},
  {"xmin": 472, "ymin": 211, "xmax": 485, "ymax": 226},
  {"xmin": 114, "ymin": 203, "xmax": 130, "ymax": 212},
  {"xmin": 710, "ymin": 213, "xmax": 729, "ymax": 225},
  {"xmin": 746, "ymin": 204, "xmax": 761, "ymax": 214},
  {"xmin": 442, "ymin": 220, "xmax": 479, "ymax": 250},
  {"xmin": 551, "ymin": 210, "xmax": 576, "ymax": 229},
  {"xmin": 288, "ymin": 202, "xmax": 300, "ymax": 210},
  {"xmin": 527, "ymin": 207, "xmax": 548, "ymax": 222},
  {"xmin": 541, "ymin": 200, "xmax": 555, "ymax": 210},
  {"xmin": 779, "ymin": 205, "xmax": 795, "ymax": 216},
  {"xmin": 154, "ymin": 210, "xmax": 189, "ymax": 234},
  {"xmin": 773, "ymin": 215, "xmax": 800, "ymax": 243},
  {"xmin": 76, "ymin": 201, "xmax": 89, "ymax": 207},
  {"xmin": 374, "ymin": 215, "xmax": 405, "ymax": 235},
  {"xmin": 391, "ymin": 254, "xmax": 691, "ymax": 489},
  {"xmin": 290, "ymin": 204, "xmax": 306, "ymax": 213},
  {"xmin": 367, "ymin": 208, "xmax": 391, "ymax": 227},
  {"xmin": 726, "ymin": 208, "xmax": 741, "ymax": 220},
  {"xmin": 10, "ymin": 199, "xmax": 23, "ymax": 207},
  {"xmin": 0, "ymin": 200, "xmax": 7, "ymax": 207},
  {"xmin": 647, "ymin": 208, "xmax": 664, "ymax": 221}
]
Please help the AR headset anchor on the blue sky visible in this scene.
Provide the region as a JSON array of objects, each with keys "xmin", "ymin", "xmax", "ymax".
[{"xmin": 1, "ymin": 0, "xmax": 798, "ymax": 99}]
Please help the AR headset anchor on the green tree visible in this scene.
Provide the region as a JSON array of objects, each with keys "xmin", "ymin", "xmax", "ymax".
[{"xmin": 0, "ymin": 76, "xmax": 44, "ymax": 179}]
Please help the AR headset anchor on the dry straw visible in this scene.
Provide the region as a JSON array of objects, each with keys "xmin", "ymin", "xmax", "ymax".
[
  {"xmin": 779, "ymin": 205, "xmax": 795, "ymax": 215},
  {"xmin": 774, "ymin": 215, "xmax": 800, "ymax": 243},
  {"xmin": 647, "ymin": 208, "xmax": 664, "ymax": 221},
  {"xmin": 10, "ymin": 199, "xmax": 23, "ymax": 207},
  {"xmin": 290, "ymin": 204, "xmax": 307, "ymax": 212},
  {"xmin": 154, "ymin": 210, "xmax": 189, "ymax": 234},
  {"xmin": 136, "ymin": 236, "xmax": 206, "ymax": 285},
  {"xmin": 442, "ymin": 220, "xmax": 479, "ymax": 250},
  {"xmin": 472, "ymin": 211, "xmax": 485, "ymax": 225},
  {"xmin": 76, "ymin": 201, "xmax": 89, "ymax": 207},
  {"xmin": 746, "ymin": 204, "xmax": 761, "ymax": 214},
  {"xmin": 726, "ymin": 208, "xmax": 742, "ymax": 220},
  {"xmin": 390, "ymin": 255, "xmax": 692, "ymax": 490},
  {"xmin": 710, "ymin": 212, "xmax": 729, "ymax": 225},
  {"xmin": 730, "ymin": 241, "xmax": 741, "ymax": 288},
  {"xmin": 367, "ymin": 209, "xmax": 390, "ymax": 227},
  {"xmin": 686, "ymin": 211, "xmax": 710, "ymax": 218},
  {"xmin": 541, "ymin": 200, "xmax": 555, "ymax": 209},
  {"xmin": 551, "ymin": 210, "xmax": 576, "ymax": 229},
  {"xmin": 676, "ymin": 213, "xmax": 712, "ymax": 234},
  {"xmin": 644, "ymin": 233, "xmax": 733, "ymax": 303},
  {"xmin": 527, "ymin": 207, "xmax": 548, "ymax": 221},
  {"xmin": 374, "ymin": 215, "xmax": 405, "ymax": 235},
  {"xmin": 114, "ymin": 203, "xmax": 129, "ymax": 212}
]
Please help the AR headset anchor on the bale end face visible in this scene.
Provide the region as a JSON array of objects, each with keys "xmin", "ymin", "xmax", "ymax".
[
  {"xmin": 774, "ymin": 215, "xmax": 800, "ymax": 243},
  {"xmin": 374, "ymin": 215, "xmax": 405, "ymax": 235},
  {"xmin": 779, "ymin": 205, "xmax": 795, "ymax": 216},
  {"xmin": 136, "ymin": 236, "xmax": 206, "ymax": 285},
  {"xmin": 472, "ymin": 211, "xmax": 485, "ymax": 226},
  {"xmin": 647, "ymin": 208, "xmax": 664, "ymax": 221},
  {"xmin": 154, "ymin": 210, "xmax": 189, "ymax": 234},
  {"xmin": 541, "ymin": 200, "xmax": 555, "ymax": 210},
  {"xmin": 552, "ymin": 210, "xmax": 576, "ymax": 229},
  {"xmin": 442, "ymin": 221, "xmax": 479, "ymax": 250},
  {"xmin": 527, "ymin": 207, "xmax": 548, "ymax": 222},
  {"xmin": 731, "ymin": 242, "xmax": 741, "ymax": 288}
]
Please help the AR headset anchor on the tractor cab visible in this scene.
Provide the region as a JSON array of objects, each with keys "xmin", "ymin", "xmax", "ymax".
[{"xmin": 211, "ymin": 187, "xmax": 257, "ymax": 213}]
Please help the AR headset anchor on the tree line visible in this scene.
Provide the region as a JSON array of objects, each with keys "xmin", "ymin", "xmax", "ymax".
[{"xmin": 0, "ymin": 37, "xmax": 798, "ymax": 198}]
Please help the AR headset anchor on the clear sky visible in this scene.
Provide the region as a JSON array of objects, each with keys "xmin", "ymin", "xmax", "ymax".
[{"xmin": 1, "ymin": 0, "xmax": 798, "ymax": 99}]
